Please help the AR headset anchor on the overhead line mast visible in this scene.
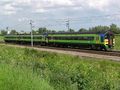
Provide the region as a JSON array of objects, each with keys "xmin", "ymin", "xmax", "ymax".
[
  {"xmin": 66, "ymin": 19, "xmax": 70, "ymax": 31},
  {"xmin": 30, "ymin": 20, "xmax": 33, "ymax": 47}
]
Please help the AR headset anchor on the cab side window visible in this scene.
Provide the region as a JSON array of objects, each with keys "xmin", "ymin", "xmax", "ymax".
[{"xmin": 101, "ymin": 36, "xmax": 104, "ymax": 42}]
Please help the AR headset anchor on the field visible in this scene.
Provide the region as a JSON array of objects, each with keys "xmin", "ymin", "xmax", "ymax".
[
  {"xmin": 0, "ymin": 35, "xmax": 4, "ymax": 41},
  {"xmin": 0, "ymin": 44, "xmax": 120, "ymax": 90},
  {"xmin": 114, "ymin": 35, "xmax": 120, "ymax": 50}
]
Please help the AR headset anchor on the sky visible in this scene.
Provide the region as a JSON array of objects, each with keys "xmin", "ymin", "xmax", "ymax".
[{"xmin": 0, "ymin": 0, "xmax": 120, "ymax": 32}]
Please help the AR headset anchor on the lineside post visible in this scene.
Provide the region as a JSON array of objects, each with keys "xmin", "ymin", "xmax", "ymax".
[
  {"xmin": 66, "ymin": 19, "xmax": 70, "ymax": 31},
  {"xmin": 30, "ymin": 20, "xmax": 33, "ymax": 47}
]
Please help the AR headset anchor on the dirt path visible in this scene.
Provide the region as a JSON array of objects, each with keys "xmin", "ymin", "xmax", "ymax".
[{"xmin": 2, "ymin": 44, "xmax": 120, "ymax": 61}]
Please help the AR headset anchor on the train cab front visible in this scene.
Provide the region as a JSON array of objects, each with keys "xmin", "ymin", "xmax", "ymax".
[{"xmin": 104, "ymin": 31, "xmax": 115, "ymax": 50}]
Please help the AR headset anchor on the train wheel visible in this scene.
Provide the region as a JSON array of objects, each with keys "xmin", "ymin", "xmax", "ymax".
[{"xmin": 90, "ymin": 45, "xmax": 96, "ymax": 50}]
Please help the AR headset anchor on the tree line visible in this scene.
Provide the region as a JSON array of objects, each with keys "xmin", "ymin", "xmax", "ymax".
[{"xmin": 1, "ymin": 24, "xmax": 120, "ymax": 35}]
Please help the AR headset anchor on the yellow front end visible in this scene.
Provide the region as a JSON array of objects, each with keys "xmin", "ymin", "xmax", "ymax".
[{"xmin": 104, "ymin": 39, "xmax": 108, "ymax": 45}]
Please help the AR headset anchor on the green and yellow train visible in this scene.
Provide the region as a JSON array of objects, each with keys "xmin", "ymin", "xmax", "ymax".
[{"xmin": 4, "ymin": 31, "xmax": 115, "ymax": 51}]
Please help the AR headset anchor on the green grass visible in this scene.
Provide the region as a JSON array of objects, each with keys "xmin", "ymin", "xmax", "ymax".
[
  {"xmin": 0, "ymin": 64, "xmax": 53, "ymax": 90},
  {"xmin": 0, "ymin": 35, "xmax": 4, "ymax": 41},
  {"xmin": 115, "ymin": 35, "xmax": 120, "ymax": 50},
  {"xmin": 0, "ymin": 44, "xmax": 120, "ymax": 90}
]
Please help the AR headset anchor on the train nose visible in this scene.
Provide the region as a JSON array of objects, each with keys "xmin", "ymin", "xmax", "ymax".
[{"xmin": 104, "ymin": 39, "xmax": 108, "ymax": 45}]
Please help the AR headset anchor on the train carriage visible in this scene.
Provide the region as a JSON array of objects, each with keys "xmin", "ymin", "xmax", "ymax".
[
  {"xmin": 4, "ymin": 31, "xmax": 115, "ymax": 51},
  {"xmin": 46, "ymin": 31, "xmax": 114, "ymax": 51}
]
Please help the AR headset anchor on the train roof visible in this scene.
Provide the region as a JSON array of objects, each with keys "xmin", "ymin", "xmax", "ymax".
[
  {"xmin": 4, "ymin": 34, "xmax": 43, "ymax": 37},
  {"xmin": 4, "ymin": 31, "xmax": 114, "ymax": 36},
  {"xmin": 47, "ymin": 31, "xmax": 114, "ymax": 35}
]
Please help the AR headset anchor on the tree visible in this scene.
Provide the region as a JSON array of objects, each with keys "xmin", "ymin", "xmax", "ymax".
[
  {"xmin": 0, "ymin": 30, "xmax": 7, "ymax": 35},
  {"xmin": 68, "ymin": 28, "xmax": 75, "ymax": 32},
  {"xmin": 37, "ymin": 27, "xmax": 47, "ymax": 34},
  {"xmin": 47, "ymin": 30, "xmax": 56, "ymax": 33},
  {"xmin": 110, "ymin": 24, "xmax": 120, "ymax": 34},
  {"xmin": 58, "ymin": 30, "xmax": 66, "ymax": 33},
  {"xmin": 78, "ymin": 28, "xmax": 87, "ymax": 32},
  {"xmin": 32, "ymin": 30, "xmax": 37, "ymax": 34},
  {"xmin": 51, "ymin": 30, "xmax": 56, "ymax": 33},
  {"xmin": 89, "ymin": 25, "xmax": 109, "ymax": 33},
  {"xmin": 10, "ymin": 30, "xmax": 18, "ymax": 35}
]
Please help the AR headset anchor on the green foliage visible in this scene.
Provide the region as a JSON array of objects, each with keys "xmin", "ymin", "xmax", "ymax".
[
  {"xmin": 89, "ymin": 25, "xmax": 109, "ymax": 33},
  {"xmin": 10, "ymin": 30, "xmax": 18, "ymax": 35},
  {"xmin": 110, "ymin": 24, "xmax": 120, "ymax": 34},
  {"xmin": 0, "ymin": 45, "xmax": 120, "ymax": 90},
  {"xmin": 37, "ymin": 27, "xmax": 47, "ymax": 34},
  {"xmin": 0, "ymin": 35, "xmax": 4, "ymax": 41},
  {"xmin": 68, "ymin": 28, "xmax": 75, "ymax": 32},
  {"xmin": 32, "ymin": 27, "xmax": 56, "ymax": 34},
  {"xmin": 88, "ymin": 24, "xmax": 120, "ymax": 34},
  {"xmin": 79, "ymin": 28, "xmax": 87, "ymax": 32},
  {"xmin": 115, "ymin": 35, "xmax": 120, "ymax": 50},
  {"xmin": 1, "ymin": 30, "xmax": 7, "ymax": 35},
  {"xmin": 78, "ymin": 24, "xmax": 120, "ymax": 34},
  {"xmin": 0, "ymin": 64, "xmax": 54, "ymax": 90}
]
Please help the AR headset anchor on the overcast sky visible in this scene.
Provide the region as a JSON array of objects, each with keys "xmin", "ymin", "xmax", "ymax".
[{"xmin": 0, "ymin": 0, "xmax": 120, "ymax": 32}]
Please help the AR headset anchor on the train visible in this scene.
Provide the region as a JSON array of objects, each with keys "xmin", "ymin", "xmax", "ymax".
[{"xmin": 4, "ymin": 31, "xmax": 115, "ymax": 51}]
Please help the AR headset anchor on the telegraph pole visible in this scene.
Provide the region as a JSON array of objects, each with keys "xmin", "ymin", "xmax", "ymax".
[
  {"xmin": 66, "ymin": 19, "xmax": 70, "ymax": 31},
  {"xmin": 6, "ymin": 27, "xmax": 10, "ymax": 34},
  {"xmin": 30, "ymin": 20, "xmax": 33, "ymax": 47}
]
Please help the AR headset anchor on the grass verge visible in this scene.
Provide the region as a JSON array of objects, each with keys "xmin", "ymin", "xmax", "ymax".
[{"xmin": 0, "ymin": 44, "xmax": 119, "ymax": 90}]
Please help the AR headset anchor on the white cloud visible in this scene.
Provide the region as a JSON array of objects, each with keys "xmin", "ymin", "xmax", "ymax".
[
  {"xmin": 0, "ymin": 0, "xmax": 116, "ymax": 15},
  {"xmin": 4, "ymin": 3, "xmax": 15, "ymax": 11},
  {"xmin": 34, "ymin": 8, "xmax": 47, "ymax": 13},
  {"xmin": 49, "ymin": 0, "xmax": 73, "ymax": 6},
  {"xmin": 88, "ymin": 0, "xmax": 110, "ymax": 11},
  {"xmin": 18, "ymin": 17, "xmax": 29, "ymax": 22},
  {"xmin": 0, "ymin": 3, "xmax": 16, "ymax": 15},
  {"xmin": 0, "ymin": 0, "xmax": 120, "ymax": 31},
  {"xmin": 4, "ymin": 10, "xmax": 16, "ymax": 15}
]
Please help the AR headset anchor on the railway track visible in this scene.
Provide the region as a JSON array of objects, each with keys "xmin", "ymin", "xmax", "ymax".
[
  {"xmin": 1, "ymin": 42, "xmax": 120, "ymax": 57},
  {"xmin": 35, "ymin": 45, "xmax": 120, "ymax": 57}
]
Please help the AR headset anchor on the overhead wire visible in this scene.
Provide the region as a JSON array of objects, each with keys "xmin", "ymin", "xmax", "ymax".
[{"xmin": 1, "ymin": 12, "xmax": 120, "ymax": 31}]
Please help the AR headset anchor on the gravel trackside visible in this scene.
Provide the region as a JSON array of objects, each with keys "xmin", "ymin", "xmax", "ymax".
[{"xmin": 2, "ymin": 44, "xmax": 120, "ymax": 61}]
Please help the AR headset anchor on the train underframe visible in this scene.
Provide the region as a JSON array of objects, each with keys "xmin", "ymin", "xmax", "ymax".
[{"xmin": 4, "ymin": 40, "xmax": 111, "ymax": 51}]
